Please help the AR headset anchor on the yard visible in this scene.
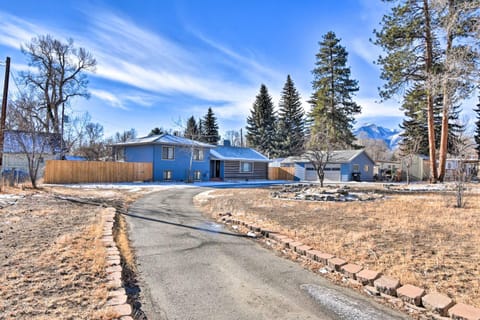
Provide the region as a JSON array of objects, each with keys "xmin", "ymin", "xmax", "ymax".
[
  {"xmin": 0, "ymin": 186, "xmax": 143, "ymax": 319},
  {"xmin": 194, "ymin": 184, "xmax": 480, "ymax": 308}
]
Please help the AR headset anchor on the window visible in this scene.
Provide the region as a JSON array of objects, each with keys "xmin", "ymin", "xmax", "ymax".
[
  {"xmin": 162, "ymin": 146, "xmax": 174, "ymax": 160},
  {"xmin": 193, "ymin": 170, "xmax": 201, "ymax": 181},
  {"xmin": 353, "ymin": 164, "xmax": 360, "ymax": 172},
  {"xmin": 364, "ymin": 165, "xmax": 369, "ymax": 172},
  {"xmin": 193, "ymin": 148, "xmax": 204, "ymax": 161},
  {"xmin": 163, "ymin": 170, "xmax": 173, "ymax": 181},
  {"xmin": 240, "ymin": 162, "xmax": 253, "ymax": 173}
]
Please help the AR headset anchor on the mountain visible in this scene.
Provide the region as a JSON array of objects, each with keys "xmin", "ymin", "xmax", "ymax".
[{"xmin": 354, "ymin": 123, "xmax": 402, "ymax": 150}]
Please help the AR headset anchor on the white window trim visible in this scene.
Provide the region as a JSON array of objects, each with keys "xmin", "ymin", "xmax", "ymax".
[
  {"xmin": 163, "ymin": 170, "xmax": 173, "ymax": 181},
  {"xmin": 193, "ymin": 170, "xmax": 201, "ymax": 181},
  {"xmin": 240, "ymin": 161, "xmax": 253, "ymax": 173},
  {"xmin": 162, "ymin": 146, "xmax": 175, "ymax": 160},
  {"xmin": 193, "ymin": 148, "xmax": 204, "ymax": 161}
]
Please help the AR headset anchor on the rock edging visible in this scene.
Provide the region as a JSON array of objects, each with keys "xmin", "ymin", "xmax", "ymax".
[
  {"xmin": 218, "ymin": 214, "xmax": 480, "ymax": 320},
  {"xmin": 102, "ymin": 208, "xmax": 133, "ymax": 320}
]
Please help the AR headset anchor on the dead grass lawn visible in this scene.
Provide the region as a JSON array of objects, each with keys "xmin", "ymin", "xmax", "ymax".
[{"xmin": 195, "ymin": 186, "xmax": 480, "ymax": 307}]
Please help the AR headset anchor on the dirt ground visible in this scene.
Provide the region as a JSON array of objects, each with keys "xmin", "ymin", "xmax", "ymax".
[
  {"xmin": 194, "ymin": 184, "xmax": 480, "ymax": 308},
  {"xmin": 0, "ymin": 186, "xmax": 144, "ymax": 320}
]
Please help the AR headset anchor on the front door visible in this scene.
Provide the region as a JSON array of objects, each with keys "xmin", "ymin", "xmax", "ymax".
[{"xmin": 210, "ymin": 160, "xmax": 221, "ymax": 179}]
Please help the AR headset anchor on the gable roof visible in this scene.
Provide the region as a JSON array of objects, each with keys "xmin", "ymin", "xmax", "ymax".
[
  {"xmin": 112, "ymin": 133, "xmax": 214, "ymax": 148},
  {"xmin": 210, "ymin": 146, "xmax": 270, "ymax": 162},
  {"xmin": 2, "ymin": 130, "xmax": 62, "ymax": 154},
  {"xmin": 282, "ymin": 149, "xmax": 373, "ymax": 164}
]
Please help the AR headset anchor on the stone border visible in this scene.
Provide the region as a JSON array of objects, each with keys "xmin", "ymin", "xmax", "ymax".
[
  {"xmin": 218, "ymin": 214, "xmax": 480, "ymax": 320},
  {"xmin": 102, "ymin": 208, "xmax": 133, "ymax": 320}
]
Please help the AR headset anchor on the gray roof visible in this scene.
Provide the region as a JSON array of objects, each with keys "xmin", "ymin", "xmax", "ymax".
[
  {"xmin": 282, "ymin": 149, "xmax": 371, "ymax": 164},
  {"xmin": 113, "ymin": 133, "xmax": 214, "ymax": 148},
  {"xmin": 210, "ymin": 146, "xmax": 270, "ymax": 162},
  {"xmin": 2, "ymin": 130, "xmax": 62, "ymax": 154}
]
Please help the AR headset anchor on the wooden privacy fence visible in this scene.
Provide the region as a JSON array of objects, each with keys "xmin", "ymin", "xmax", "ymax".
[
  {"xmin": 268, "ymin": 167, "xmax": 295, "ymax": 180},
  {"xmin": 44, "ymin": 160, "xmax": 153, "ymax": 184}
]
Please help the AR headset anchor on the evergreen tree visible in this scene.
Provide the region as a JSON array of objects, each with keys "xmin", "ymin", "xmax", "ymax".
[
  {"xmin": 277, "ymin": 75, "xmax": 305, "ymax": 157},
  {"xmin": 374, "ymin": 0, "xmax": 439, "ymax": 181},
  {"xmin": 148, "ymin": 127, "xmax": 164, "ymax": 136},
  {"xmin": 474, "ymin": 96, "xmax": 480, "ymax": 159},
  {"xmin": 309, "ymin": 31, "xmax": 361, "ymax": 147},
  {"xmin": 246, "ymin": 84, "xmax": 276, "ymax": 157},
  {"xmin": 399, "ymin": 85, "xmax": 463, "ymax": 155},
  {"xmin": 203, "ymin": 107, "xmax": 220, "ymax": 145},
  {"xmin": 184, "ymin": 116, "xmax": 199, "ymax": 139}
]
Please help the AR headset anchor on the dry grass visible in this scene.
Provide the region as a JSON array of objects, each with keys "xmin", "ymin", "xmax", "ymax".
[
  {"xmin": 195, "ymin": 185, "xmax": 480, "ymax": 307},
  {"xmin": 115, "ymin": 214, "xmax": 136, "ymax": 272},
  {"xmin": 0, "ymin": 191, "xmax": 110, "ymax": 319}
]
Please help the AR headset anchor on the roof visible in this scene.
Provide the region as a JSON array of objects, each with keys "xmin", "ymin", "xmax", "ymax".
[
  {"xmin": 282, "ymin": 149, "xmax": 373, "ymax": 164},
  {"xmin": 210, "ymin": 146, "xmax": 270, "ymax": 162},
  {"xmin": 2, "ymin": 130, "xmax": 62, "ymax": 154},
  {"xmin": 112, "ymin": 133, "xmax": 214, "ymax": 148}
]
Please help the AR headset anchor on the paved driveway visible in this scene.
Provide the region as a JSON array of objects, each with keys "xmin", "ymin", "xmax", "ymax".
[{"xmin": 126, "ymin": 187, "xmax": 409, "ymax": 320}]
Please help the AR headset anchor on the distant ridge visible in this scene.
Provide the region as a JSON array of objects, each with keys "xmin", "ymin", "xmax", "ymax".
[{"xmin": 354, "ymin": 123, "xmax": 402, "ymax": 150}]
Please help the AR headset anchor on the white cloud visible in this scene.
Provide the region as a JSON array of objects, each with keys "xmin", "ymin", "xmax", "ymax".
[
  {"xmin": 356, "ymin": 97, "xmax": 402, "ymax": 118},
  {"xmin": 351, "ymin": 38, "xmax": 380, "ymax": 65},
  {"xmin": 90, "ymin": 89, "xmax": 128, "ymax": 110}
]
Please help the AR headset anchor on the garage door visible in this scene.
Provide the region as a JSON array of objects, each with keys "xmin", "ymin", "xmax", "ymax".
[
  {"xmin": 305, "ymin": 165, "xmax": 318, "ymax": 181},
  {"xmin": 304, "ymin": 164, "xmax": 341, "ymax": 181}
]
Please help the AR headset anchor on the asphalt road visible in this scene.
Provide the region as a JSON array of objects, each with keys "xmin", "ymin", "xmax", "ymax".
[{"xmin": 126, "ymin": 187, "xmax": 409, "ymax": 320}]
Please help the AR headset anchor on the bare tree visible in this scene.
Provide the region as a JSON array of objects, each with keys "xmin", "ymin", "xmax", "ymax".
[
  {"xmin": 7, "ymin": 94, "xmax": 59, "ymax": 188},
  {"xmin": 20, "ymin": 35, "xmax": 96, "ymax": 136},
  {"xmin": 223, "ymin": 130, "xmax": 242, "ymax": 146},
  {"xmin": 400, "ymin": 136, "xmax": 421, "ymax": 185},
  {"xmin": 76, "ymin": 122, "xmax": 106, "ymax": 160},
  {"xmin": 304, "ymin": 129, "xmax": 334, "ymax": 187}
]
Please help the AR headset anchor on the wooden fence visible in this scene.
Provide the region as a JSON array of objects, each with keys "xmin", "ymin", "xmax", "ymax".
[
  {"xmin": 268, "ymin": 167, "xmax": 296, "ymax": 180},
  {"xmin": 44, "ymin": 160, "xmax": 152, "ymax": 184}
]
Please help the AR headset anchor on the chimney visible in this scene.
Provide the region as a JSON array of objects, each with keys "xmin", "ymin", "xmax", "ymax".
[{"xmin": 223, "ymin": 139, "xmax": 231, "ymax": 147}]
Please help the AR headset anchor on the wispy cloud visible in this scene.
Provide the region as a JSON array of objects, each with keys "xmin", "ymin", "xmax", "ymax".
[
  {"xmin": 356, "ymin": 97, "xmax": 402, "ymax": 118},
  {"xmin": 351, "ymin": 38, "xmax": 380, "ymax": 65}
]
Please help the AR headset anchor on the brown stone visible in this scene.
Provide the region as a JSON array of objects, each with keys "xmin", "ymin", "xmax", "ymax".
[
  {"xmin": 341, "ymin": 263, "xmax": 363, "ymax": 280},
  {"xmin": 316, "ymin": 252, "xmax": 335, "ymax": 265},
  {"xmin": 295, "ymin": 245, "xmax": 312, "ymax": 256},
  {"xmin": 288, "ymin": 241, "xmax": 303, "ymax": 250},
  {"xmin": 448, "ymin": 303, "xmax": 480, "ymax": 320},
  {"xmin": 107, "ymin": 259, "xmax": 121, "ymax": 266},
  {"xmin": 327, "ymin": 257, "xmax": 347, "ymax": 271},
  {"xmin": 107, "ymin": 293, "xmax": 128, "ymax": 306},
  {"xmin": 106, "ymin": 265, "xmax": 122, "ymax": 273},
  {"xmin": 373, "ymin": 276, "xmax": 401, "ymax": 296},
  {"xmin": 356, "ymin": 269, "xmax": 382, "ymax": 286},
  {"xmin": 422, "ymin": 292, "xmax": 454, "ymax": 316},
  {"xmin": 107, "ymin": 271, "xmax": 122, "ymax": 281},
  {"xmin": 249, "ymin": 225, "xmax": 261, "ymax": 232},
  {"xmin": 279, "ymin": 238, "xmax": 294, "ymax": 248},
  {"xmin": 396, "ymin": 284, "xmax": 425, "ymax": 306},
  {"xmin": 120, "ymin": 316, "xmax": 134, "ymax": 320},
  {"xmin": 110, "ymin": 303, "xmax": 132, "ymax": 317}
]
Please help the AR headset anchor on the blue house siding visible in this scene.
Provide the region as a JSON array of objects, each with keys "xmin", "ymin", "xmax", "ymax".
[
  {"xmin": 152, "ymin": 145, "xmax": 210, "ymax": 182},
  {"xmin": 342, "ymin": 152, "xmax": 374, "ymax": 182},
  {"xmin": 341, "ymin": 164, "xmax": 350, "ymax": 182},
  {"xmin": 125, "ymin": 145, "xmax": 154, "ymax": 163}
]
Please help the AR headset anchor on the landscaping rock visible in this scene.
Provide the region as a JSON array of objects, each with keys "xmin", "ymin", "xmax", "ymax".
[
  {"xmin": 327, "ymin": 257, "xmax": 347, "ymax": 272},
  {"xmin": 341, "ymin": 263, "xmax": 363, "ymax": 280},
  {"xmin": 354, "ymin": 269, "xmax": 382, "ymax": 286},
  {"xmin": 315, "ymin": 252, "xmax": 335, "ymax": 265},
  {"xmin": 448, "ymin": 303, "xmax": 480, "ymax": 320},
  {"xmin": 397, "ymin": 284, "xmax": 425, "ymax": 306},
  {"xmin": 294, "ymin": 245, "xmax": 312, "ymax": 255},
  {"xmin": 373, "ymin": 276, "xmax": 401, "ymax": 296},
  {"xmin": 422, "ymin": 292, "xmax": 454, "ymax": 316}
]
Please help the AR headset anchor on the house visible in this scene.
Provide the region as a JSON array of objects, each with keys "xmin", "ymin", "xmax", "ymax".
[
  {"xmin": 280, "ymin": 149, "xmax": 375, "ymax": 182},
  {"xmin": 209, "ymin": 141, "xmax": 270, "ymax": 181},
  {"xmin": 1, "ymin": 130, "xmax": 62, "ymax": 178},
  {"xmin": 444, "ymin": 158, "xmax": 479, "ymax": 181},
  {"xmin": 113, "ymin": 133, "xmax": 214, "ymax": 182},
  {"xmin": 374, "ymin": 160, "xmax": 401, "ymax": 181},
  {"xmin": 113, "ymin": 135, "xmax": 271, "ymax": 182}
]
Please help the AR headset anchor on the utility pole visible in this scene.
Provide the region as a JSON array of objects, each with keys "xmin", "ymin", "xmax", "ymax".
[
  {"xmin": 0, "ymin": 57, "xmax": 11, "ymax": 167},
  {"xmin": 240, "ymin": 128, "xmax": 243, "ymax": 147}
]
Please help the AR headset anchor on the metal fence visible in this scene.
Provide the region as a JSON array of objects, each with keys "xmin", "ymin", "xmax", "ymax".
[{"xmin": 44, "ymin": 160, "xmax": 152, "ymax": 184}]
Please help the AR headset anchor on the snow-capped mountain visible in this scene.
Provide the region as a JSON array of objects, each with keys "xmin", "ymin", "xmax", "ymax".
[{"xmin": 354, "ymin": 123, "xmax": 402, "ymax": 150}]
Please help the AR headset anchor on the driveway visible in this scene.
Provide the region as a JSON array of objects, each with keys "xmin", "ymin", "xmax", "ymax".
[{"xmin": 126, "ymin": 187, "xmax": 409, "ymax": 320}]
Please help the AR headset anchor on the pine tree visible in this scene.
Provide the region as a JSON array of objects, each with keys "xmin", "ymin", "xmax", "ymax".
[
  {"xmin": 184, "ymin": 116, "xmax": 199, "ymax": 139},
  {"xmin": 474, "ymin": 96, "xmax": 480, "ymax": 159},
  {"xmin": 374, "ymin": 0, "xmax": 439, "ymax": 182},
  {"xmin": 203, "ymin": 107, "xmax": 220, "ymax": 145},
  {"xmin": 246, "ymin": 84, "xmax": 276, "ymax": 157},
  {"xmin": 309, "ymin": 31, "xmax": 361, "ymax": 147},
  {"xmin": 399, "ymin": 85, "xmax": 463, "ymax": 155},
  {"xmin": 277, "ymin": 75, "xmax": 305, "ymax": 157},
  {"xmin": 148, "ymin": 127, "xmax": 164, "ymax": 136}
]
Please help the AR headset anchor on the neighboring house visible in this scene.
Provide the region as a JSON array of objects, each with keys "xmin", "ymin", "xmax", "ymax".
[
  {"xmin": 444, "ymin": 158, "xmax": 479, "ymax": 181},
  {"xmin": 281, "ymin": 149, "xmax": 375, "ymax": 182},
  {"xmin": 1, "ymin": 130, "xmax": 62, "ymax": 178},
  {"xmin": 113, "ymin": 133, "xmax": 214, "ymax": 182},
  {"xmin": 209, "ymin": 141, "xmax": 270, "ymax": 181},
  {"xmin": 374, "ymin": 160, "xmax": 401, "ymax": 181}
]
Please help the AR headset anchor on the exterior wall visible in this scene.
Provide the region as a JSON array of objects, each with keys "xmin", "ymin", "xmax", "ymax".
[
  {"xmin": 125, "ymin": 144, "xmax": 210, "ymax": 182},
  {"xmin": 2, "ymin": 153, "xmax": 56, "ymax": 179},
  {"xmin": 347, "ymin": 152, "xmax": 375, "ymax": 182},
  {"xmin": 223, "ymin": 161, "xmax": 268, "ymax": 180}
]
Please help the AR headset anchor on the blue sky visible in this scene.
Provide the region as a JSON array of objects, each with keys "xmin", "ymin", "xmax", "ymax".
[{"xmin": 1, "ymin": 0, "xmax": 473, "ymax": 138}]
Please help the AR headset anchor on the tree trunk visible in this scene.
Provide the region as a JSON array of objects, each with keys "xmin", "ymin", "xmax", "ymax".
[
  {"xmin": 438, "ymin": 0, "xmax": 455, "ymax": 182},
  {"xmin": 423, "ymin": 0, "xmax": 438, "ymax": 183}
]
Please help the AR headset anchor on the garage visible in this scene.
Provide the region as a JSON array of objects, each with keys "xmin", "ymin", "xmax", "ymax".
[{"xmin": 304, "ymin": 164, "xmax": 341, "ymax": 181}]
